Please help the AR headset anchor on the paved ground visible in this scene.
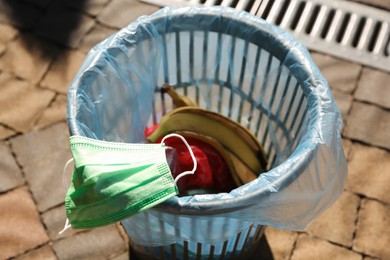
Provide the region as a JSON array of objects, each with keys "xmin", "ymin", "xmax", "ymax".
[{"xmin": 0, "ymin": 0, "xmax": 389, "ymax": 259}]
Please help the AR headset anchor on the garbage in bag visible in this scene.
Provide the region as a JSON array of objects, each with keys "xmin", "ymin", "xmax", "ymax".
[{"xmin": 65, "ymin": 5, "xmax": 347, "ymax": 252}]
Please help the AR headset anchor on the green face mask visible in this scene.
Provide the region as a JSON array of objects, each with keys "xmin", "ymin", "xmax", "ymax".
[{"xmin": 60, "ymin": 134, "xmax": 196, "ymax": 233}]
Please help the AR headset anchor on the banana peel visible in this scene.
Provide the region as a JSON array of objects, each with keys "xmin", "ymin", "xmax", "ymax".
[
  {"xmin": 147, "ymin": 106, "xmax": 267, "ymax": 174},
  {"xmin": 162, "ymin": 84, "xmax": 197, "ymax": 107},
  {"xmin": 175, "ymin": 131, "xmax": 259, "ymax": 186},
  {"xmin": 158, "ymin": 84, "xmax": 268, "ymax": 187}
]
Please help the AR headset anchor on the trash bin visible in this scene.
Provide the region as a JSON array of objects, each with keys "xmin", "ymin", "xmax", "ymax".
[{"xmin": 67, "ymin": 6, "xmax": 347, "ymax": 260}]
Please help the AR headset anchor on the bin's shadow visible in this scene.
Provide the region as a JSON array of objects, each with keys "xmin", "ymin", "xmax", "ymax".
[{"xmin": 2, "ymin": 0, "xmax": 89, "ymax": 59}]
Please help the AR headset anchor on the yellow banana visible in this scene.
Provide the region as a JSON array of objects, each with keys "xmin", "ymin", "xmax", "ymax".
[
  {"xmin": 162, "ymin": 84, "xmax": 197, "ymax": 107},
  {"xmin": 148, "ymin": 106, "xmax": 267, "ymax": 175}
]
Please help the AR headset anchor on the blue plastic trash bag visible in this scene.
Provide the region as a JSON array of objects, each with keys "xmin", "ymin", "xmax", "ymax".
[{"xmin": 67, "ymin": 5, "xmax": 347, "ymax": 252}]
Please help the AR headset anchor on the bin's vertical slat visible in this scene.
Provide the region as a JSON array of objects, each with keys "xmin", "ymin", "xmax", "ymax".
[
  {"xmin": 263, "ymin": 59, "xmax": 283, "ymax": 155},
  {"xmin": 214, "ymin": 32, "xmax": 223, "ymax": 113},
  {"xmin": 209, "ymin": 245, "xmax": 215, "ymax": 260},
  {"xmin": 170, "ymin": 244, "xmax": 177, "ymax": 260},
  {"xmin": 237, "ymin": 40, "xmax": 249, "ymax": 124},
  {"xmin": 231, "ymin": 231, "xmax": 242, "ymax": 256},
  {"xmin": 184, "ymin": 241, "xmax": 189, "ymax": 260},
  {"xmin": 189, "ymin": 30, "xmax": 195, "ymax": 96},
  {"xmin": 196, "ymin": 242, "xmax": 202, "ymax": 260},
  {"xmin": 226, "ymin": 35, "xmax": 237, "ymax": 119},
  {"xmin": 239, "ymin": 224, "xmax": 254, "ymax": 256},
  {"xmin": 176, "ymin": 31, "xmax": 182, "ymax": 87},
  {"xmin": 159, "ymin": 246, "xmax": 166, "ymax": 260},
  {"xmin": 281, "ymin": 81, "xmax": 299, "ymax": 135},
  {"xmin": 288, "ymin": 89, "xmax": 305, "ymax": 138},
  {"xmin": 219, "ymin": 240, "xmax": 228, "ymax": 260},
  {"xmin": 293, "ymin": 103, "xmax": 308, "ymax": 148},
  {"xmin": 270, "ymin": 73, "xmax": 292, "ymax": 166},
  {"xmin": 246, "ymin": 47, "xmax": 262, "ymax": 129},
  {"xmin": 254, "ymin": 51, "xmax": 273, "ymax": 137}
]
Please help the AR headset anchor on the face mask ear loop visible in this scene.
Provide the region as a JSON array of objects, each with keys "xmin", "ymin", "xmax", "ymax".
[
  {"xmin": 63, "ymin": 158, "xmax": 74, "ymax": 190},
  {"xmin": 161, "ymin": 133, "xmax": 197, "ymax": 185},
  {"xmin": 59, "ymin": 158, "xmax": 74, "ymax": 235}
]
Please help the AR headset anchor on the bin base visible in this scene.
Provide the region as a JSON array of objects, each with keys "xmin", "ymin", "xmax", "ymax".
[{"xmin": 129, "ymin": 228, "xmax": 274, "ymax": 260}]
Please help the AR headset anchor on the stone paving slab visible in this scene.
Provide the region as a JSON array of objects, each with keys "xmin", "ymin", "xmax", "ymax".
[
  {"xmin": 353, "ymin": 199, "xmax": 390, "ymax": 259},
  {"xmin": 0, "ymin": 142, "xmax": 24, "ymax": 193},
  {"xmin": 0, "ymin": 1, "xmax": 42, "ymax": 30},
  {"xmin": 41, "ymin": 50, "xmax": 86, "ymax": 94},
  {"xmin": 15, "ymin": 245, "xmax": 57, "ymax": 260},
  {"xmin": 355, "ymin": 68, "xmax": 390, "ymax": 109},
  {"xmin": 52, "ymin": 225, "xmax": 128, "ymax": 260},
  {"xmin": 332, "ymin": 89, "xmax": 353, "ymax": 125},
  {"xmin": 42, "ymin": 205, "xmax": 86, "ymax": 241},
  {"xmin": 62, "ymin": 0, "xmax": 111, "ymax": 17},
  {"xmin": 346, "ymin": 143, "xmax": 390, "ymax": 204},
  {"xmin": 78, "ymin": 23, "xmax": 117, "ymax": 53},
  {"xmin": 352, "ymin": 0, "xmax": 390, "ymax": 10},
  {"xmin": 291, "ymin": 234, "xmax": 362, "ymax": 260},
  {"xmin": 33, "ymin": 3, "xmax": 95, "ymax": 49},
  {"xmin": 344, "ymin": 101, "xmax": 390, "ymax": 150},
  {"xmin": 0, "ymin": 187, "xmax": 49, "ymax": 259},
  {"xmin": 97, "ymin": 0, "xmax": 160, "ymax": 29},
  {"xmin": 0, "ymin": 73, "xmax": 55, "ymax": 133},
  {"xmin": 311, "ymin": 52, "xmax": 362, "ymax": 94},
  {"xmin": 264, "ymin": 227, "xmax": 298, "ymax": 260},
  {"xmin": 305, "ymin": 191, "xmax": 360, "ymax": 247},
  {"xmin": 10, "ymin": 123, "xmax": 71, "ymax": 212},
  {"xmin": 342, "ymin": 139, "xmax": 353, "ymax": 161},
  {"xmin": 0, "ymin": 23, "xmax": 18, "ymax": 55},
  {"xmin": 0, "ymin": 124, "xmax": 16, "ymax": 140},
  {"xmin": 34, "ymin": 94, "xmax": 67, "ymax": 130},
  {"xmin": 0, "ymin": 34, "xmax": 58, "ymax": 84}
]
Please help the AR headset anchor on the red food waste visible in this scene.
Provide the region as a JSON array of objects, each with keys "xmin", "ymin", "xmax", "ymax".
[{"xmin": 145, "ymin": 125, "xmax": 236, "ymax": 194}]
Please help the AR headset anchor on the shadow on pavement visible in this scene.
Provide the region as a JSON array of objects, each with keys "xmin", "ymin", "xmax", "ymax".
[{"xmin": 2, "ymin": 0, "xmax": 89, "ymax": 59}]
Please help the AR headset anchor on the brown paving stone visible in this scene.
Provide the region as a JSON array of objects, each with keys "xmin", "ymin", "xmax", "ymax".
[
  {"xmin": 34, "ymin": 4, "xmax": 95, "ymax": 48},
  {"xmin": 311, "ymin": 52, "xmax": 362, "ymax": 94},
  {"xmin": 344, "ymin": 102, "xmax": 390, "ymax": 150},
  {"xmin": 264, "ymin": 227, "xmax": 298, "ymax": 260},
  {"xmin": 15, "ymin": 245, "xmax": 57, "ymax": 260},
  {"xmin": 34, "ymin": 94, "xmax": 67, "ymax": 130},
  {"xmin": 110, "ymin": 251, "xmax": 130, "ymax": 260},
  {"xmin": 0, "ymin": 187, "xmax": 49, "ymax": 259},
  {"xmin": 291, "ymin": 234, "xmax": 362, "ymax": 260},
  {"xmin": 41, "ymin": 50, "xmax": 86, "ymax": 94},
  {"xmin": 78, "ymin": 24, "xmax": 118, "ymax": 53},
  {"xmin": 10, "ymin": 123, "xmax": 71, "ymax": 212},
  {"xmin": 332, "ymin": 89, "xmax": 353, "ymax": 125},
  {"xmin": 42, "ymin": 205, "xmax": 83, "ymax": 241},
  {"xmin": 52, "ymin": 225, "xmax": 128, "ymax": 260},
  {"xmin": 98, "ymin": 0, "xmax": 160, "ymax": 29},
  {"xmin": 0, "ymin": 34, "xmax": 58, "ymax": 83},
  {"xmin": 0, "ymin": 142, "xmax": 24, "ymax": 192},
  {"xmin": 62, "ymin": 0, "xmax": 111, "ymax": 17},
  {"xmin": 0, "ymin": 23, "xmax": 18, "ymax": 54},
  {"xmin": 342, "ymin": 139, "xmax": 353, "ymax": 161},
  {"xmin": 0, "ymin": 74, "xmax": 55, "ymax": 132},
  {"xmin": 354, "ymin": 199, "xmax": 390, "ymax": 259},
  {"xmin": 0, "ymin": 124, "xmax": 16, "ymax": 140},
  {"xmin": 0, "ymin": 1, "xmax": 42, "ymax": 29},
  {"xmin": 355, "ymin": 68, "xmax": 390, "ymax": 109},
  {"xmin": 305, "ymin": 191, "xmax": 360, "ymax": 247},
  {"xmin": 352, "ymin": 0, "xmax": 390, "ymax": 10},
  {"xmin": 346, "ymin": 143, "xmax": 390, "ymax": 204}
]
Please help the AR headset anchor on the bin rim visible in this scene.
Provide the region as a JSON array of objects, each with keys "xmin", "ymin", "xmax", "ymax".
[{"xmin": 67, "ymin": 6, "xmax": 333, "ymax": 216}]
